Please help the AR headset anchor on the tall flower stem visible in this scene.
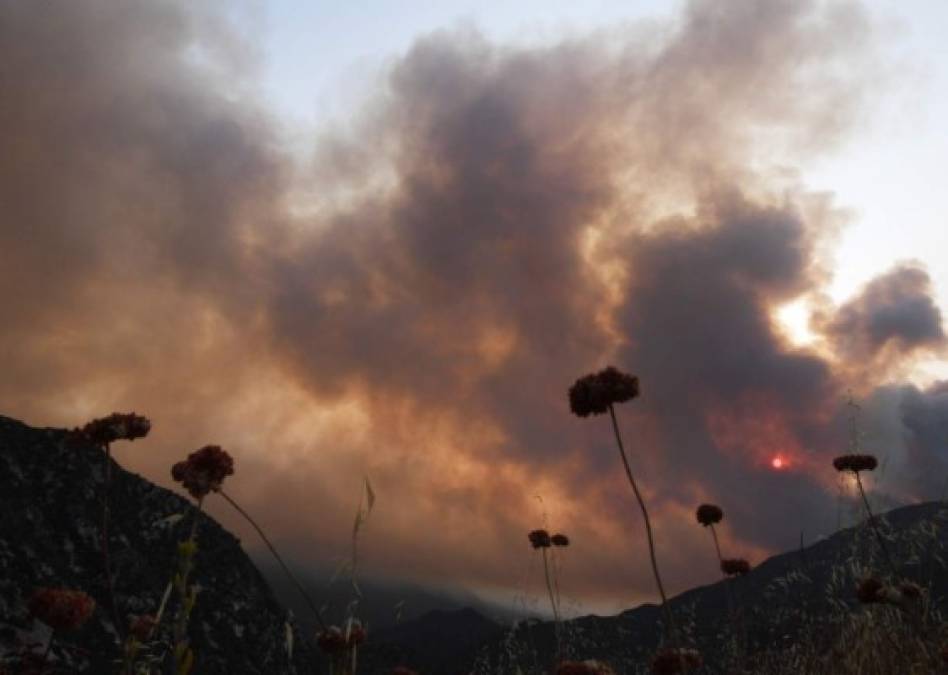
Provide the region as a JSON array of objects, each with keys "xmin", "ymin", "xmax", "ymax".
[
  {"xmin": 540, "ymin": 547, "xmax": 561, "ymax": 658},
  {"xmin": 853, "ymin": 472, "xmax": 898, "ymax": 577},
  {"xmin": 709, "ymin": 524, "xmax": 745, "ymax": 661},
  {"xmin": 172, "ymin": 500, "xmax": 204, "ymax": 675},
  {"xmin": 219, "ymin": 490, "xmax": 328, "ymax": 631},
  {"xmin": 100, "ymin": 442, "xmax": 126, "ymax": 647},
  {"xmin": 607, "ymin": 403, "xmax": 680, "ymax": 645}
]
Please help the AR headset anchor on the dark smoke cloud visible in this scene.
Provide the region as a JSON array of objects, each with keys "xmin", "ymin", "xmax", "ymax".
[
  {"xmin": 1, "ymin": 0, "xmax": 944, "ymax": 609},
  {"xmin": 820, "ymin": 264, "xmax": 946, "ymax": 366},
  {"xmin": 861, "ymin": 382, "xmax": 948, "ymax": 503}
]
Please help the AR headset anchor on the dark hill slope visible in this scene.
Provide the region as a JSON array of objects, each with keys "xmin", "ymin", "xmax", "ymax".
[
  {"xmin": 0, "ymin": 414, "xmax": 316, "ymax": 673},
  {"xmin": 463, "ymin": 501, "xmax": 948, "ymax": 674}
]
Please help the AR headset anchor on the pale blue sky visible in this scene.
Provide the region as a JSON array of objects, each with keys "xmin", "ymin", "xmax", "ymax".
[{"xmin": 257, "ymin": 0, "xmax": 948, "ymax": 378}]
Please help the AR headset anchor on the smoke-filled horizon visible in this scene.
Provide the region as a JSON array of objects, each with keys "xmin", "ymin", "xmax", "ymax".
[{"xmin": 2, "ymin": 0, "xmax": 946, "ymax": 614}]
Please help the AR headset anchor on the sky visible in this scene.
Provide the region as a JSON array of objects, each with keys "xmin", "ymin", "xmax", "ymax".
[{"xmin": 2, "ymin": 0, "xmax": 947, "ymax": 618}]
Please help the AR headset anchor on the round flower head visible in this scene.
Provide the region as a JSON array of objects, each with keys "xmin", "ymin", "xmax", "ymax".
[
  {"xmin": 856, "ymin": 577, "xmax": 885, "ymax": 604},
  {"xmin": 317, "ymin": 626, "xmax": 347, "ymax": 654},
  {"xmin": 551, "ymin": 533, "xmax": 570, "ymax": 547},
  {"xmin": 832, "ymin": 454, "xmax": 878, "ymax": 473},
  {"xmin": 555, "ymin": 660, "xmax": 616, "ymax": 675},
  {"xmin": 528, "ymin": 529, "xmax": 552, "ymax": 549},
  {"xmin": 28, "ymin": 588, "xmax": 95, "ymax": 631},
  {"xmin": 720, "ymin": 558, "xmax": 751, "ymax": 577},
  {"xmin": 650, "ymin": 648, "xmax": 702, "ymax": 674},
  {"xmin": 568, "ymin": 366, "xmax": 639, "ymax": 417},
  {"xmin": 695, "ymin": 504, "xmax": 723, "ymax": 527},
  {"xmin": 171, "ymin": 445, "xmax": 234, "ymax": 499},
  {"xmin": 73, "ymin": 412, "xmax": 151, "ymax": 446}
]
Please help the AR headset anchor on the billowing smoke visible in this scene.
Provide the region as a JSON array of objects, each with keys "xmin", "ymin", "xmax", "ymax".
[
  {"xmin": 820, "ymin": 264, "xmax": 945, "ymax": 366},
  {"xmin": 1, "ymin": 0, "xmax": 945, "ymax": 609}
]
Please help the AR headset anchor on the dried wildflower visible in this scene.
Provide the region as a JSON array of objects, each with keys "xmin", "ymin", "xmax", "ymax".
[
  {"xmin": 74, "ymin": 412, "xmax": 151, "ymax": 446},
  {"xmin": 171, "ymin": 445, "xmax": 234, "ymax": 499},
  {"xmin": 128, "ymin": 614, "xmax": 157, "ymax": 642},
  {"xmin": 528, "ymin": 529, "xmax": 552, "ymax": 549},
  {"xmin": 941, "ymin": 644, "xmax": 948, "ymax": 664},
  {"xmin": 317, "ymin": 626, "xmax": 347, "ymax": 654},
  {"xmin": 28, "ymin": 588, "xmax": 95, "ymax": 631},
  {"xmin": 568, "ymin": 366, "xmax": 639, "ymax": 417},
  {"xmin": 695, "ymin": 504, "xmax": 723, "ymax": 527},
  {"xmin": 650, "ymin": 647, "xmax": 702, "ymax": 674},
  {"xmin": 832, "ymin": 454, "xmax": 878, "ymax": 473},
  {"xmin": 720, "ymin": 558, "xmax": 751, "ymax": 577},
  {"xmin": 856, "ymin": 577, "xmax": 885, "ymax": 604},
  {"xmin": 555, "ymin": 660, "xmax": 616, "ymax": 675},
  {"xmin": 551, "ymin": 533, "xmax": 570, "ymax": 547}
]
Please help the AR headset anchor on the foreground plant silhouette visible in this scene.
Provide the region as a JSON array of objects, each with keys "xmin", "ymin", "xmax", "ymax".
[
  {"xmin": 695, "ymin": 503, "xmax": 751, "ymax": 660},
  {"xmin": 72, "ymin": 412, "xmax": 151, "ymax": 651},
  {"xmin": 569, "ymin": 366, "xmax": 694, "ymax": 671},
  {"xmin": 527, "ymin": 528, "xmax": 570, "ymax": 660},
  {"xmin": 832, "ymin": 396, "xmax": 899, "ymax": 580},
  {"xmin": 215, "ymin": 489, "xmax": 329, "ymax": 633},
  {"xmin": 166, "ymin": 444, "xmax": 235, "ymax": 674}
]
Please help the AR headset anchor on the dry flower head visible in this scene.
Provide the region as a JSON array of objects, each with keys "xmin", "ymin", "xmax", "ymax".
[
  {"xmin": 568, "ymin": 366, "xmax": 639, "ymax": 417},
  {"xmin": 28, "ymin": 587, "xmax": 96, "ymax": 631},
  {"xmin": 696, "ymin": 504, "xmax": 723, "ymax": 527}
]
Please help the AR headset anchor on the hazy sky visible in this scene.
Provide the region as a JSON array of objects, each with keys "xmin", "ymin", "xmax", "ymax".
[{"xmin": 2, "ymin": 0, "xmax": 947, "ymax": 617}]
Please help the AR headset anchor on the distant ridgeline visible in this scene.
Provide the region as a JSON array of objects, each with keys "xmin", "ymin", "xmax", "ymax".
[
  {"xmin": 2, "ymin": 414, "xmax": 947, "ymax": 674},
  {"xmin": 0, "ymin": 415, "xmax": 317, "ymax": 673},
  {"xmin": 465, "ymin": 502, "xmax": 948, "ymax": 674}
]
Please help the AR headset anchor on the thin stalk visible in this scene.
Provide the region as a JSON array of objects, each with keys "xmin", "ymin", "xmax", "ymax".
[
  {"xmin": 541, "ymin": 547, "xmax": 561, "ymax": 660},
  {"xmin": 709, "ymin": 525, "xmax": 740, "ymax": 662},
  {"xmin": 709, "ymin": 525, "xmax": 724, "ymax": 565},
  {"xmin": 219, "ymin": 490, "xmax": 328, "ymax": 631},
  {"xmin": 100, "ymin": 442, "xmax": 126, "ymax": 647},
  {"xmin": 607, "ymin": 404, "xmax": 680, "ymax": 646},
  {"xmin": 853, "ymin": 472, "xmax": 897, "ymax": 577},
  {"xmin": 171, "ymin": 499, "xmax": 204, "ymax": 674},
  {"xmin": 541, "ymin": 548, "xmax": 559, "ymax": 622},
  {"xmin": 553, "ymin": 553, "xmax": 563, "ymax": 613}
]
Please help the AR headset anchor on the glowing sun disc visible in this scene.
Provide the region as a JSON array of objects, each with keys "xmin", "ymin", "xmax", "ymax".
[{"xmin": 771, "ymin": 457, "xmax": 785, "ymax": 469}]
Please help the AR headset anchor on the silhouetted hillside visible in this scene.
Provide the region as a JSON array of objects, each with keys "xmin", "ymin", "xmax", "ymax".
[{"xmin": 0, "ymin": 415, "xmax": 315, "ymax": 673}]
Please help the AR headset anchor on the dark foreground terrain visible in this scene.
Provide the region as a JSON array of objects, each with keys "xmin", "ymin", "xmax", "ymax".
[{"xmin": 2, "ymin": 415, "xmax": 946, "ymax": 674}]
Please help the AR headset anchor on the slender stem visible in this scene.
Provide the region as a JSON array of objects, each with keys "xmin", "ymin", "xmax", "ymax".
[
  {"xmin": 552, "ymin": 548, "xmax": 563, "ymax": 620},
  {"xmin": 709, "ymin": 525, "xmax": 723, "ymax": 566},
  {"xmin": 219, "ymin": 490, "xmax": 328, "ymax": 631},
  {"xmin": 709, "ymin": 525, "xmax": 739, "ymax": 662},
  {"xmin": 541, "ymin": 546, "xmax": 561, "ymax": 661},
  {"xmin": 101, "ymin": 442, "xmax": 126, "ymax": 647},
  {"xmin": 607, "ymin": 404, "xmax": 680, "ymax": 645},
  {"xmin": 853, "ymin": 472, "xmax": 898, "ymax": 577},
  {"xmin": 171, "ymin": 499, "xmax": 204, "ymax": 674},
  {"xmin": 541, "ymin": 548, "xmax": 559, "ymax": 623}
]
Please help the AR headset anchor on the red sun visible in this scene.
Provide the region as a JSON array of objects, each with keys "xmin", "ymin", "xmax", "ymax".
[{"xmin": 771, "ymin": 456, "xmax": 786, "ymax": 470}]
